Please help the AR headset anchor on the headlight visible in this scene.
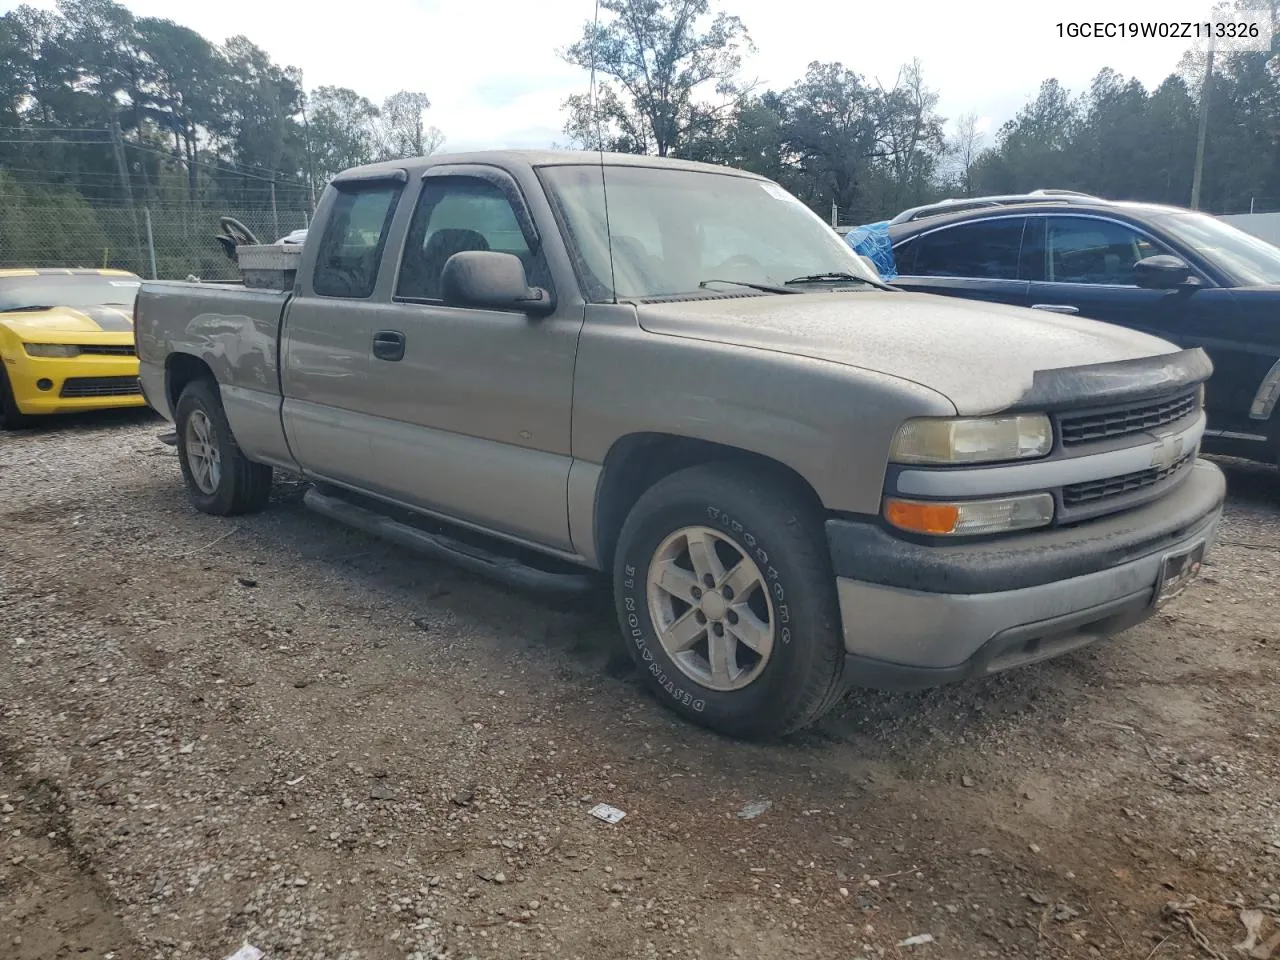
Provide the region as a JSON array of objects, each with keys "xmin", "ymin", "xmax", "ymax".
[
  {"xmin": 23, "ymin": 343, "xmax": 81, "ymax": 358},
  {"xmin": 890, "ymin": 415, "xmax": 1053, "ymax": 465},
  {"xmin": 885, "ymin": 493, "xmax": 1054, "ymax": 537}
]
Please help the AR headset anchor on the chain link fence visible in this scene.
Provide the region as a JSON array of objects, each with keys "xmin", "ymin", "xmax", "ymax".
[{"xmin": 0, "ymin": 198, "xmax": 311, "ymax": 280}]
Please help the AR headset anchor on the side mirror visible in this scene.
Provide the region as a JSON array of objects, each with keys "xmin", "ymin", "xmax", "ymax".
[
  {"xmin": 440, "ymin": 251, "xmax": 554, "ymax": 316},
  {"xmin": 1133, "ymin": 255, "xmax": 1195, "ymax": 290}
]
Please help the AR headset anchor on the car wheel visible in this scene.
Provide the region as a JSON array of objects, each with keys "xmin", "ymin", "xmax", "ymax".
[
  {"xmin": 0, "ymin": 366, "xmax": 35, "ymax": 429},
  {"xmin": 613, "ymin": 463, "xmax": 847, "ymax": 740},
  {"xmin": 174, "ymin": 378, "xmax": 272, "ymax": 515}
]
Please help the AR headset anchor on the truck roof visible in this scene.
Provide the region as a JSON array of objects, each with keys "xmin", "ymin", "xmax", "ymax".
[{"xmin": 332, "ymin": 149, "xmax": 770, "ymax": 185}]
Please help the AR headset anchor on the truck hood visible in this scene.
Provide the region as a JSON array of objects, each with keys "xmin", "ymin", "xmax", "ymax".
[
  {"xmin": 636, "ymin": 290, "xmax": 1183, "ymax": 414},
  {"xmin": 0, "ymin": 305, "xmax": 134, "ymax": 341}
]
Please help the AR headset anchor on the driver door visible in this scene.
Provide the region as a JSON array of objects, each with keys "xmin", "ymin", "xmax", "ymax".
[{"xmin": 359, "ymin": 167, "xmax": 586, "ymax": 550}]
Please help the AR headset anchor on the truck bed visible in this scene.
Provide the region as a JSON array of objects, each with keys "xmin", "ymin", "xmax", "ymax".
[{"xmin": 135, "ymin": 279, "xmax": 292, "ymax": 422}]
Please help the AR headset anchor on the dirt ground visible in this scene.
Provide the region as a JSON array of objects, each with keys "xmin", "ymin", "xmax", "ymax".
[{"xmin": 2, "ymin": 409, "xmax": 1279, "ymax": 960}]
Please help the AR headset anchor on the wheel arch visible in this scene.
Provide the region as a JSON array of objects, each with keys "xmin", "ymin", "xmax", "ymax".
[
  {"xmin": 591, "ymin": 432, "xmax": 828, "ymax": 573},
  {"xmin": 165, "ymin": 352, "xmax": 217, "ymax": 413}
]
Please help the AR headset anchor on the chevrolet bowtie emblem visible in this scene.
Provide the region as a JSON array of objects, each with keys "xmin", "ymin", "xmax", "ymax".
[{"xmin": 1150, "ymin": 435, "xmax": 1184, "ymax": 472}]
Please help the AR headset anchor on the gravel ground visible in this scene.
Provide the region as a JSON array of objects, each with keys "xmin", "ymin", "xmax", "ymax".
[{"xmin": 2, "ymin": 409, "xmax": 1279, "ymax": 960}]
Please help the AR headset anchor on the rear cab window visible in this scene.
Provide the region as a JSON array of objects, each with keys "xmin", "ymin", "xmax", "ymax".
[{"xmin": 312, "ymin": 182, "xmax": 403, "ymax": 298}]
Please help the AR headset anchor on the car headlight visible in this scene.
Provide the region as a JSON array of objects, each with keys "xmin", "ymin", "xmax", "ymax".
[
  {"xmin": 884, "ymin": 493, "xmax": 1055, "ymax": 537},
  {"xmin": 24, "ymin": 343, "xmax": 81, "ymax": 358},
  {"xmin": 889, "ymin": 415, "xmax": 1053, "ymax": 465}
]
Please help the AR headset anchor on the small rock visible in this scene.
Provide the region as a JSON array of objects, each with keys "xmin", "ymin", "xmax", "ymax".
[
  {"xmin": 411, "ymin": 616, "xmax": 430, "ymax": 631},
  {"xmin": 1052, "ymin": 903, "xmax": 1080, "ymax": 922},
  {"xmin": 237, "ymin": 577, "xmax": 258, "ymax": 588},
  {"xmin": 414, "ymin": 904, "xmax": 431, "ymax": 918},
  {"xmin": 1029, "ymin": 843, "xmax": 1042, "ymax": 854},
  {"xmin": 1027, "ymin": 892, "xmax": 1048, "ymax": 905},
  {"xmin": 961, "ymin": 775, "xmax": 975, "ymax": 788},
  {"xmin": 293, "ymin": 678, "xmax": 309, "ymax": 689},
  {"xmin": 370, "ymin": 783, "xmax": 396, "ymax": 801},
  {"xmin": 737, "ymin": 800, "xmax": 772, "ymax": 820},
  {"xmin": 970, "ymin": 848, "xmax": 992, "ymax": 857},
  {"xmin": 451, "ymin": 784, "xmax": 477, "ymax": 807},
  {"xmin": 178, "ymin": 742, "xmax": 195, "ymax": 755},
  {"xmin": 898, "ymin": 933, "xmax": 934, "ymax": 947}
]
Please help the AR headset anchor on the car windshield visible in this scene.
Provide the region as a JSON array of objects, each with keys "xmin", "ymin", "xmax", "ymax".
[
  {"xmin": 538, "ymin": 164, "xmax": 882, "ymax": 301},
  {"xmin": 1153, "ymin": 212, "xmax": 1280, "ymax": 286},
  {"xmin": 0, "ymin": 274, "xmax": 141, "ymax": 312}
]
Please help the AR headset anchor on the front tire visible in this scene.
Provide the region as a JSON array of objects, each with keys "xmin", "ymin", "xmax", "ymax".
[
  {"xmin": 0, "ymin": 366, "xmax": 35, "ymax": 429},
  {"xmin": 613, "ymin": 463, "xmax": 847, "ymax": 740},
  {"xmin": 174, "ymin": 378, "xmax": 272, "ymax": 515}
]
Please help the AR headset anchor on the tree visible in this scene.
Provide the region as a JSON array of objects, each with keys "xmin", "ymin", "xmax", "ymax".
[
  {"xmin": 947, "ymin": 111, "xmax": 984, "ymax": 196},
  {"xmin": 561, "ymin": 0, "xmax": 753, "ymax": 157},
  {"xmin": 307, "ymin": 85, "xmax": 380, "ymax": 182},
  {"xmin": 871, "ymin": 59, "xmax": 946, "ymax": 209},
  {"xmin": 375, "ymin": 90, "xmax": 444, "ymax": 160},
  {"xmin": 776, "ymin": 61, "xmax": 879, "ymax": 217}
]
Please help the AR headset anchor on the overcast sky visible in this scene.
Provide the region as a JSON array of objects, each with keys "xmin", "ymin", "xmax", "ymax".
[{"xmin": 8, "ymin": 0, "xmax": 1234, "ymax": 152}]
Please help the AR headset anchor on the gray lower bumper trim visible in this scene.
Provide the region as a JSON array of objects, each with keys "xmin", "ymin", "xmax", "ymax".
[{"xmin": 835, "ymin": 510, "xmax": 1219, "ymax": 670}]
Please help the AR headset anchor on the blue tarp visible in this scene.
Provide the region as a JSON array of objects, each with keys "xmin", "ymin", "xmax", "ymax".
[{"xmin": 844, "ymin": 220, "xmax": 897, "ymax": 280}]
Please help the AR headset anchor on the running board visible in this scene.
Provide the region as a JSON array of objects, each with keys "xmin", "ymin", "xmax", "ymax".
[{"xmin": 302, "ymin": 487, "xmax": 598, "ymax": 598}]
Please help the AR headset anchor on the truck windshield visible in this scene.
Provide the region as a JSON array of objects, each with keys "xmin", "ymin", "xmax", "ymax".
[
  {"xmin": 1153, "ymin": 212, "xmax": 1280, "ymax": 287},
  {"xmin": 0, "ymin": 274, "xmax": 141, "ymax": 312},
  {"xmin": 538, "ymin": 164, "xmax": 882, "ymax": 302}
]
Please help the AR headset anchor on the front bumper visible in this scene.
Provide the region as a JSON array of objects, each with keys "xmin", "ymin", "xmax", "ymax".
[
  {"xmin": 4, "ymin": 352, "xmax": 145, "ymax": 415},
  {"xmin": 828, "ymin": 458, "xmax": 1226, "ymax": 688}
]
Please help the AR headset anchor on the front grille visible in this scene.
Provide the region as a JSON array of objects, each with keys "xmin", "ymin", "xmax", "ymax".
[
  {"xmin": 59, "ymin": 376, "xmax": 143, "ymax": 398},
  {"xmin": 77, "ymin": 344, "xmax": 136, "ymax": 356},
  {"xmin": 1062, "ymin": 452, "xmax": 1194, "ymax": 506},
  {"xmin": 1058, "ymin": 389, "xmax": 1198, "ymax": 447}
]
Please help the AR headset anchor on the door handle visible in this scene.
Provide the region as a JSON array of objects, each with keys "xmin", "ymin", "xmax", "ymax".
[
  {"xmin": 372, "ymin": 330, "xmax": 405, "ymax": 362},
  {"xmin": 1030, "ymin": 303, "xmax": 1080, "ymax": 315}
]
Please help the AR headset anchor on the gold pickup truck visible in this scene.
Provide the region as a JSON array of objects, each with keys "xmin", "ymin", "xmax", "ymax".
[{"xmin": 0, "ymin": 268, "xmax": 145, "ymax": 428}]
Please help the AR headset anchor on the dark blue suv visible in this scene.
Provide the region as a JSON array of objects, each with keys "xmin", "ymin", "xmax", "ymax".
[{"xmin": 885, "ymin": 193, "xmax": 1280, "ymax": 470}]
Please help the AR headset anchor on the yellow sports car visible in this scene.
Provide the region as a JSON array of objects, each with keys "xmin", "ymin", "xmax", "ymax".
[{"xmin": 0, "ymin": 268, "xmax": 146, "ymax": 428}]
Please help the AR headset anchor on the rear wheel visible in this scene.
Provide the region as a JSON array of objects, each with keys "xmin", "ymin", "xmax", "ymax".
[
  {"xmin": 613, "ymin": 463, "xmax": 847, "ymax": 740},
  {"xmin": 0, "ymin": 366, "xmax": 35, "ymax": 429},
  {"xmin": 174, "ymin": 378, "xmax": 272, "ymax": 515}
]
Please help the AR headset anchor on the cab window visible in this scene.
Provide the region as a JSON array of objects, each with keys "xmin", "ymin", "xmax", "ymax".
[
  {"xmin": 396, "ymin": 177, "xmax": 550, "ymax": 301},
  {"xmin": 312, "ymin": 182, "xmax": 403, "ymax": 298}
]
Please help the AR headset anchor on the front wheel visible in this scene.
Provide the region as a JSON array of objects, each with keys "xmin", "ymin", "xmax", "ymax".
[
  {"xmin": 613, "ymin": 463, "xmax": 848, "ymax": 740},
  {"xmin": 0, "ymin": 366, "xmax": 35, "ymax": 429},
  {"xmin": 174, "ymin": 378, "xmax": 272, "ymax": 515}
]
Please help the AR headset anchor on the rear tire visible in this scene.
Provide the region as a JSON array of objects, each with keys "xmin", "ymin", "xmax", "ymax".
[
  {"xmin": 0, "ymin": 366, "xmax": 35, "ymax": 429},
  {"xmin": 613, "ymin": 463, "xmax": 847, "ymax": 740},
  {"xmin": 174, "ymin": 378, "xmax": 272, "ymax": 515}
]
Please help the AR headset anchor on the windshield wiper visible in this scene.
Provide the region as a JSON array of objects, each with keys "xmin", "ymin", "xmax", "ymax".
[
  {"xmin": 698, "ymin": 278, "xmax": 800, "ymax": 295},
  {"xmin": 0, "ymin": 304, "xmax": 55, "ymax": 313},
  {"xmin": 784, "ymin": 272, "xmax": 880, "ymax": 287}
]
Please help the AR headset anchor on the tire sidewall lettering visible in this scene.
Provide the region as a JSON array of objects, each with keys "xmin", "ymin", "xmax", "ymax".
[{"xmin": 621, "ymin": 500, "xmax": 799, "ymax": 714}]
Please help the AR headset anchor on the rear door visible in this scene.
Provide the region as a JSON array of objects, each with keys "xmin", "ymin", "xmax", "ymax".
[
  {"xmin": 890, "ymin": 216, "xmax": 1029, "ymax": 306},
  {"xmin": 280, "ymin": 172, "xmax": 407, "ymax": 486}
]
